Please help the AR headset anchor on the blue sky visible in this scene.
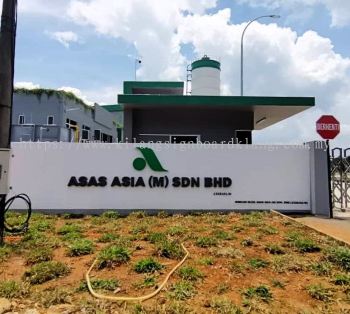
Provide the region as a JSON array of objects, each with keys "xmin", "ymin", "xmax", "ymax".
[{"xmin": 3, "ymin": 0, "xmax": 350, "ymax": 146}]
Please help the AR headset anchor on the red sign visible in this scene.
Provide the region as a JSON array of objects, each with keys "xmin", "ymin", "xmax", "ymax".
[{"xmin": 316, "ymin": 115, "xmax": 340, "ymax": 140}]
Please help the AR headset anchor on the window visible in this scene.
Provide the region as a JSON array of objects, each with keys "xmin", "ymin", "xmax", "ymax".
[
  {"xmin": 81, "ymin": 125, "xmax": 91, "ymax": 141},
  {"xmin": 47, "ymin": 116, "xmax": 54, "ymax": 125},
  {"xmin": 94, "ymin": 129, "xmax": 101, "ymax": 141},
  {"xmin": 18, "ymin": 115, "xmax": 25, "ymax": 125}
]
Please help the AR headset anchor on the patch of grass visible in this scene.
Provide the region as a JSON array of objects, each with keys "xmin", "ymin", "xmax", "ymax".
[
  {"xmin": 101, "ymin": 210, "xmax": 119, "ymax": 219},
  {"xmin": 216, "ymin": 283, "xmax": 231, "ymax": 295},
  {"xmin": 212, "ymin": 247, "xmax": 245, "ymax": 259},
  {"xmin": 243, "ymin": 285, "xmax": 272, "ymax": 302},
  {"xmin": 195, "ymin": 236, "xmax": 218, "ymax": 248},
  {"xmin": 156, "ymin": 240, "xmax": 184, "ymax": 260},
  {"xmin": 271, "ymin": 255, "xmax": 309, "ymax": 273},
  {"xmin": 293, "ymin": 238, "xmax": 321, "ymax": 253},
  {"xmin": 23, "ymin": 261, "xmax": 70, "ymax": 284},
  {"xmin": 258, "ymin": 226, "xmax": 278, "ymax": 235},
  {"xmin": 67, "ymin": 239, "xmax": 94, "ymax": 257},
  {"xmin": 97, "ymin": 246, "xmax": 130, "ymax": 269},
  {"xmin": 0, "ymin": 280, "xmax": 29, "ymax": 298},
  {"xmin": 271, "ymin": 279, "xmax": 286, "ymax": 289},
  {"xmin": 134, "ymin": 258, "xmax": 163, "ymax": 273},
  {"xmin": 26, "ymin": 247, "xmax": 53, "ymax": 265},
  {"xmin": 249, "ymin": 258, "xmax": 269, "ymax": 269},
  {"xmin": 168, "ymin": 281, "xmax": 195, "ymax": 300},
  {"xmin": 241, "ymin": 238, "xmax": 253, "ymax": 247},
  {"xmin": 167, "ymin": 226, "xmax": 187, "ymax": 236},
  {"xmin": 57, "ymin": 223, "xmax": 82, "ymax": 235},
  {"xmin": 146, "ymin": 232, "xmax": 167, "ymax": 244},
  {"xmin": 178, "ymin": 266, "xmax": 203, "ymax": 282},
  {"xmin": 33, "ymin": 287, "xmax": 71, "ymax": 308},
  {"xmin": 265, "ymin": 244, "xmax": 285, "ymax": 255},
  {"xmin": 131, "ymin": 224, "xmax": 149, "ymax": 235},
  {"xmin": 199, "ymin": 257, "xmax": 215, "ymax": 266},
  {"xmin": 97, "ymin": 233, "xmax": 119, "ymax": 243},
  {"xmin": 212, "ymin": 230, "xmax": 235, "ymax": 241},
  {"xmin": 78, "ymin": 279, "xmax": 120, "ymax": 292},
  {"xmin": 31, "ymin": 220, "xmax": 53, "ymax": 232},
  {"xmin": 241, "ymin": 212, "xmax": 265, "ymax": 227},
  {"xmin": 134, "ymin": 275, "xmax": 157, "ymax": 289},
  {"xmin": 0, "ymin": 245, "xmax": 14, "ymax": 262},
  {"xmin": 230, "ymin": 261, "xmax": 247, "ymax": 274},
  {"xmin": 210, "ymin": 297, "xmax": 242, "ymax": 314},
  {"xmin": 129, "ymin": 211, "xmax": 147, "ymax": 219},
  {"xmin": 326, "ymin": 246, "xmax": 350, "ymax": 271},
  {"xmin": 232, "ymin": 225, "xmax": 245, "ymax": 233},
  {"xmin": 332, "ymin": 273, "xmax": 350, "ymax": 286},
  {"xmin": 62, "ymin": 231, "xmax": 82, "ymax": 242},
  {"xmin": 285, "ymin": 231, "xmax": 303, "ymax": 242},
  {"xmin": 311, "ymin": 261, "xmax": 333, "ymax": 276},
  {"xmin": 306, "ymin": 284, "xmax": 333, "ymax": 302}
]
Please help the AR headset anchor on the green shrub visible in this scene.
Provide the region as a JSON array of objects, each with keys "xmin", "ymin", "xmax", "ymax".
[
  {"xmin": 311, "ymin": 261, "xmax": 333, "ymax": 276},
  {"xmin": 97, "ymin": 246, "xmax": 130, "ymax": 269},
  {"xmin": 97, "ymin": 233, "xmax": 119, "ymax": 243},
  {"xmin": 167, "ymin": 226, "xmax": 187, "ymax": 236},
  {"xmin": 195, "ymin": 236, "xmax": 218, "ymax": 248},
  {"xmin": 0, "ymin": 280, "xmax": 29, "ymax": 298},
  {"xmin": 146, "ymin": 232, "xmax": 167, "ymax": 244},
  {"xmin": 265, "ymin": 244, "xmax": 285, "ymax": 255},
  {"xmin": 258, "ymin": 226, "xmax": 278, "ymax": 235},
  {"xmin": 243, "ymin": 285, "xmax": 272, "ymax": 302},
  {"xmin": 156, "ymin": 240, "xmax": 184, "ymax": 260},
  {"xmin": 57, "ymin": 223, "xmax": 82, "ymax": 235},
  {"xmin": 24, "ymin": 261, "xmax": 70, "ymax": 284},
  {"xmin": 332, "ymin": 273, "xmax": 350, "ymax": 286},
  {"xmin": 293, "ymin": 238, "xmax": 320, "ymax": 253},
  {"xmin": 249, "ymin": 258, "xmax": 269, "ymax": 269},
  {"xmin": 210, "ymin": 297, "xmax": 242, "ymax": 314},
  {"xmin": 0, "ymin": 245, "xmax": 14, "ymax": 262},
  {"xmin": 134, "ymin": 258, "xmax": 163, "ymax": 273},
  {"xmin": 67, "ymin": 239, "xmax": 94, "ymax": 257},
  {"xmin": 326, "ymin": 246, "xmax": 350, "ymax": 271},
  {"xmin": 33, "ymin": 287, "xmax": 71, "ymax": 308},
  {"xmin": 199, "ymin": 257, "xmax": 215, "ymax": 265},
  {"xmin": 78, "ymin": 279, "xmax": 120, "ymax": 292},
  {"xmin": 26, "ymin": 247, "xmax": 53, "ymax": 265},
  {"xmin": 212, "ymin": 230, "xmax": 235, "ymax": 240},
  {"xmin": 134, "ymin": 276, "xmax": 157, "ymax": 289},
  {"xmin": 169, "ymin": 281, "xmax": 195, "ymax": 300},
  {"xmin": 178, "ymin": 266, "xmax": 203, "ymax": 282},
  {"xmin": 306, "ymin": 284, "xmax": 333, "ymax": 302},
  {"xmin": 31, "ymin": 220, "xmax": 53, "ymax": 232},
  {"xmin": 101, "ymin": 211, "xmax": 119, "ymax": 219}
]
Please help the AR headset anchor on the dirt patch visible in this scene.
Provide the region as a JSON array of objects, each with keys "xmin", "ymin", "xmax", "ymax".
[{"xmin": 0, "ymin": 211, "xmax": 349, "ymax": 313}]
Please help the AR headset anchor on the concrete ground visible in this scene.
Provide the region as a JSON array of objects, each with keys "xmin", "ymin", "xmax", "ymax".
[{"xmin": 296, "ymin": 209, "xmax": 350, "ymax": 244}]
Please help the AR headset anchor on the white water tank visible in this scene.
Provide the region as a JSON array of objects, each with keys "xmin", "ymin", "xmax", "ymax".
[{"xmin": 191, "ymin": 55, "xmax": 221, "ymax": 96}]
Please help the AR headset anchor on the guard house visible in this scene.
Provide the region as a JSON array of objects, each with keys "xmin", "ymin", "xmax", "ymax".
[{"xmin": 118, "ymin": 56, "xmax": 315, "ymax": 144}]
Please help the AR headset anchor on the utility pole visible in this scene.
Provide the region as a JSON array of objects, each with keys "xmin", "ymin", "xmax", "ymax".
[{"xmin": 0, "ymin": 0, "xmax": 17, "ymax": 245}]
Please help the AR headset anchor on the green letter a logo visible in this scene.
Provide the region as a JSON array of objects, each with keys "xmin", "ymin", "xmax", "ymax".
[{"xmin": 133, "ymin": 147, "xmax": 167, "ymax": 172}]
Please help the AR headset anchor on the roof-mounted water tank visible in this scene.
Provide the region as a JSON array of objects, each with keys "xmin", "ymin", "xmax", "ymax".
[{"xmin": 191, "ymin": 55, "xmax": 221, "ymax": 96}]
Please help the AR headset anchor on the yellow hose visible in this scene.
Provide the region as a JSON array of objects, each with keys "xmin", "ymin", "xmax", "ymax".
[{"xmin": 85, "ymin": 243, "xmax": 189, "ymax": 302}]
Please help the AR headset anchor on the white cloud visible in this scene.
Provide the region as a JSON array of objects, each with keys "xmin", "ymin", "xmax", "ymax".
[
  {"xmin": 18, "ymin": 0, "xmax": 70, "ymax": 17},
  {"xmin": 238, "ymin": 0, "xmax": 350, "ymax": 27},
  {"xmin": 48, "ymin": 31, "xmax": 79, "ymax": 48},
  {"xmin": 15, "ymin": 82, "xmax": 40, "ymax": 89},
  {"xmin": 58, "ymin": 86, "xmax": 94, "ymax": 106}
]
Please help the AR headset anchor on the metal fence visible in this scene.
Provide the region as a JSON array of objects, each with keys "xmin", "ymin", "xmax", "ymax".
[{"xmin": 330, "ymin": 147, "xmax": 350, "ymax": 211}]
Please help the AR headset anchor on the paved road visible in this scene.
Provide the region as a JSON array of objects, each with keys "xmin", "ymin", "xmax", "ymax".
[{"xmin": 296, "ymin": 211, "xmax": 350, "ymax": 244}]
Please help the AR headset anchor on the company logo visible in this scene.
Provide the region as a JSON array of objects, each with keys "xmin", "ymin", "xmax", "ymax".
[{"xmin": 133, "ymin": 147, "xmax": 167, "ymax": 172}]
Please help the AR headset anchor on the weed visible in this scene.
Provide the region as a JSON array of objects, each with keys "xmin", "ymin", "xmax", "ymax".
[
  {"xmin": 195, "ymin": 236, "xmax": 218, "ymax": 248},
  {"xmin": 243, "ymin": 285, "xmax": 272, "ymax": 302},
  {"xmin": 212, "ymin": 230, "xmax": 235, "ymax": 241},
  {"xmin": 169, "ymin": 281, "xmax": 195, "ymax": 300},
  {"xmin": 33, "ymin": 287, "xmax": 71, "ymax": 308},
  {"xmin": 178, "ymin": 266, "xmax": 203, "ymax": 282},
  {"xmin": 129, "ymin": 211, "xmax": 147, "ymax": 219},
  {"xmin": 131, "ymin": 224, "xmax": 149, "ymax": 235},
  {"xmin": 67, "ymin": 239, "xmax": 94, "ymax": 257},
  {"xmin": 326, "ymin": 246, "xmax": 350, "ymax": 271},
  {"xmin": 232, "ymin": 225, "xmax": 245, "ymax": 233},
  {"xmin": 293, "ymin": 238, "xmax": 320, "ymax": 253},
  {"xmin": 271, "ymin": 279, "xmax": 286, "ymax": 289},
  {"xmin": 265, "ymin": 244, "xmax": 285, "ymax": 255},
  {"xmin": 62, "ymin": 231, "xmax": 82, "ymax": 242},
  {"xmin": 156, "ymin": 240, "xmax": 184, "ymax": 260},
  {"xmin": 271, "ymin": 255, "xmax": 309, "ymax": 273},
  {"xmin": 216, "ymin": 283, "xmax": 231, "ymax": 295},
  {"xmin": 258, "ymin": 226, "xmax": 278, "ymax": 235},
  {"xmin": 101, "ymin": 210, "xmax": 119, "ymax": 219},
  {"xmin": 134, "ymin": 258, "xmax": 163, "ymax": 273},
  {"xmin": 78, "ymin": 279, "xmax": 119, "ymax": 292},
  {"xmin": 311, "ymin": 261, "xmax": 333, "ymax": 276},
  {"xmin": 57, "ymin": 223, "xmax": 82, "ymax": 235},
  {"xmin": 230, "ymin": 261, "xmax": 247, "ymax": 274},
  {"xmin": 0, "ymin": 245, "xmax": 13, "ymax": 262},
  {"xmin": 23, "ymin": 261, "xmax": 70, "ymax": 284},
  {"xmin": 26, "ymin": 247, "xmax": 53, "ymax": 265},
  {"xmin": 241, "ymin": 212, "xmax": 264, "ymax": 227},
  {"xmin": 212, "ymin": 247, "xmax": 245, "ymax": 259},
  {"xmin": 98, "ymin": 233, "xmax": 119, "ymax": 243},
  {"xmin": 0, "ymin": 280, "xmax": 29, "ymax": 298},
  {"xmin": 134, "ymin": 275, "xmax": 157, "ymax": 289},
  {"xmin": 285, "ymin": 231, "xmax": 303, "ymax": 242},
  {"xmin": 306, "ymin": 284, "xmax": 333, "ymax": 302},
  {"xmin": 199, "ymin": 257, "xmax": 215, "ymax": 266},
  {"xmin": 210, "ymin": 297, "xmax": 242, "ymax": 314},
  {"xmin": 167, "ymin": 226, "xmax": 187, "ymax": 236},
  {"xmin": 249, "ymin": 258, "xmax": 269, "ymax": 269},
  {"xmin": 146, "ymin": 232, "xmax": 167, "ymax": 244},
  {"xmin": 332, "ymin": 273, "xmax": 350, "ymax": 286},
  {"xmin": 31, "ymin": 220, "xmax": 53, "ymax": 232},
  {"xmin": 241, "ymin": 238, "xmax": 253, "ymax": 247},
  {"xmin": 97, "ymin": 246, "xmax": 130, "ymax": 269}
]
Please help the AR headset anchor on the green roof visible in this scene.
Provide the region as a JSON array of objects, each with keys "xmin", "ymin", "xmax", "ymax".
[
  {"xmin": 192, "ymin": 57, "xmax": 221, "ymax": 71},
  {"xmin": 118, "ymin": 94, "xmax": 314, "ymax": 107},
  {"xmin": 123, "ymin": 81, "xmax": 184, "ymax": 94},
  {"xmin": 103, "ymin": 104, "xmax": 123, "ymax": 112}
]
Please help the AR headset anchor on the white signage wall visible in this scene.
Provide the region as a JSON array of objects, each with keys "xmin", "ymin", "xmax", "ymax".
[{"xmin": 8, "ymin": 142, "xmax": 312, "ymax": 212}]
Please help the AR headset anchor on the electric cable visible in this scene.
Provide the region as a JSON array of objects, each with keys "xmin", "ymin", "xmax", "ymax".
[{"xmin": 86, "ymin": 243, "xmax": 189, "ymax": 302}]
